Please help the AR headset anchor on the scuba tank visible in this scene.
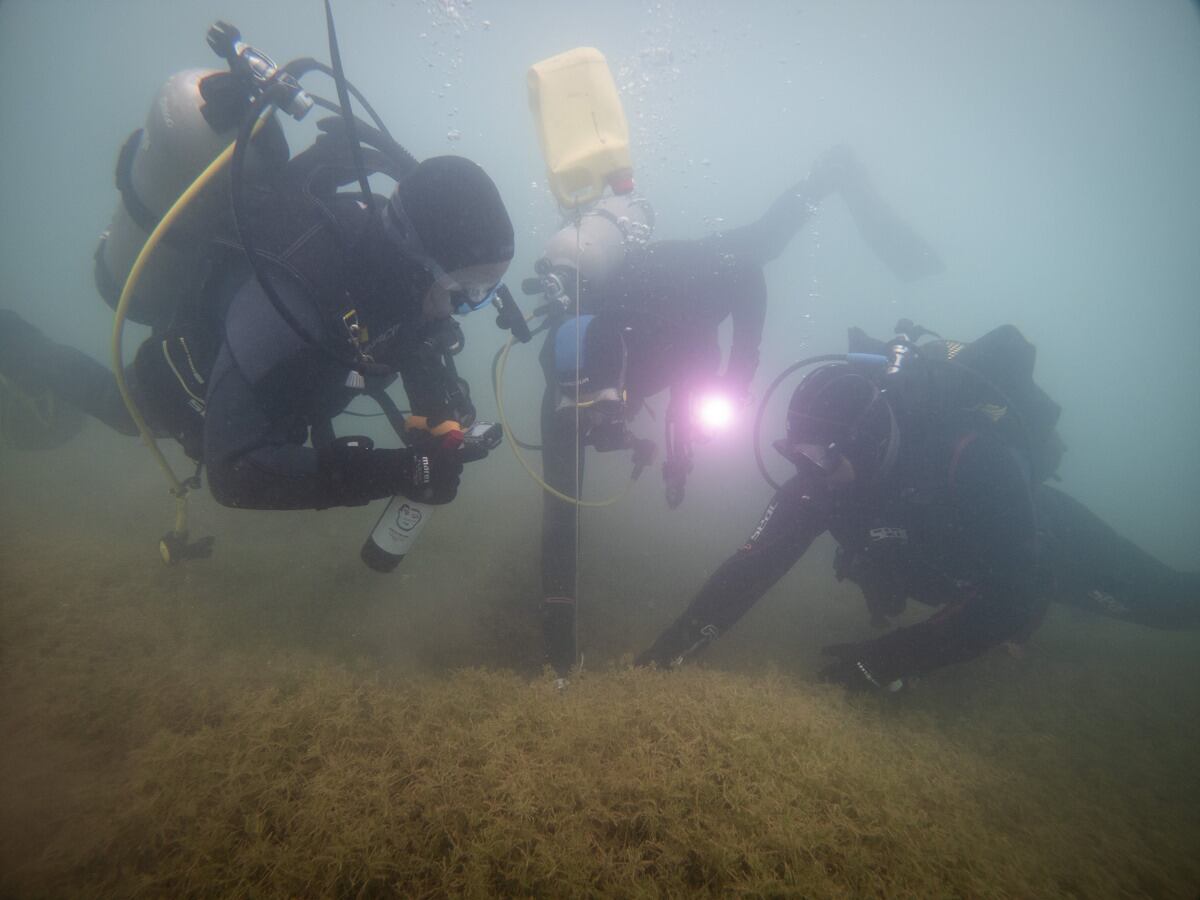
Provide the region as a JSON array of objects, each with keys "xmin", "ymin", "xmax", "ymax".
[
  {"xmin": 528, "ymin": 47, "xmax": 634, "ymax": 208},
  {"xmin": 537, "ymin": 193, "xmax": 655, "ymax": 302},
  {"xmin": 94, "ymin": 67, "xmax": 285, "ymax": 328}
]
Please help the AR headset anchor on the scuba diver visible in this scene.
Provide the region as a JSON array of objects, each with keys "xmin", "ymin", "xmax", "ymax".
[
  {"xmin": 635, "ymin": 323, "xmax": 1200, "ymax": 689},
  {"xmin": 521, "ymin": 145, "xmax": 944, "ymax": 677},
  {"xmin": 0, "ymin": 21, "xmax": 515, "ymax": 558}
]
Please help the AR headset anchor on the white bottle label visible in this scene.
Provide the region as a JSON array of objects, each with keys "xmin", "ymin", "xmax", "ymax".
[{"xmin": 370, "ymin": 496, "xmax": 432, "ymax": 557}]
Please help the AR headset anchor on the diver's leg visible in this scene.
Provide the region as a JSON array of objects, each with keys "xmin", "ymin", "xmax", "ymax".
[
  {"xmin": 818, "ymin": 146, "xmax": 944, "ymax": 282},
  {"xmin": 0, "ymin": 309, "xmax": 136, "ymax": 436},
  {"xmin": 708, "ymin": 145, "xmax": 943, "ymax": 279},
  {"xmin": 539, "ymin": 336, "xmax": 585, "ymax": 677},
  {"xmin": 1037, "ymin": 484, "xmax": 1200, "ymax": 628},
  {"xmin": 705, "ymin": 182, "xmax": 818, "ymax": 268}
]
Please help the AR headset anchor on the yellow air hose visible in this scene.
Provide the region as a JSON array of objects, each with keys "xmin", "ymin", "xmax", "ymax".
[
  {"xmin": 110, "ymin": 114, "xmax": 273, "ymax": 557},
  {"xmin": 494, "ymin": 334, "xmax": 633, "ymax": 508}
]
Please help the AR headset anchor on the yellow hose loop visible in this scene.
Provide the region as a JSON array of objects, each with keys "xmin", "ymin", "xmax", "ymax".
[
  {"xmin": 174, "ymin": 492, "xmax": 189, "ymax": 537},
  {"xmin": 494, "ymin": 335, "xmax": 633, "ymax": 509}
]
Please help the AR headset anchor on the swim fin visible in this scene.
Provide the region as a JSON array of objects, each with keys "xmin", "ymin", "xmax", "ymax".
[{"xmin": 810, "ymin": 145, "xmax": 945, "ymax": 282}]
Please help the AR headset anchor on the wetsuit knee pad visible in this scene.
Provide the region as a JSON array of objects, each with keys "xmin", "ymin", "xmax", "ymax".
[{"xmin": 131, "ymin": 317, "xmax": 220, "ymax": 460}]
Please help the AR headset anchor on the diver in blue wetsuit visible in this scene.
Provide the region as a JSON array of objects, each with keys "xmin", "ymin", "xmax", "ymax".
[
  {"xmin": 524, "ymin": 145, "xmax": 945, "ymax": 677},
  {"xmin": 0, "ymin": 143, "xmax": 515, "ymax": 513}
]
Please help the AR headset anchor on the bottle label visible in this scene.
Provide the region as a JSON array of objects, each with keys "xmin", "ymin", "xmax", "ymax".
[
  {"xmin": 372, "ymin": 497, "xmax": 430, "ymax": 554},
  {"xmin": 391, "ymin": 502, "xmax": 424, "ymax": 534}
]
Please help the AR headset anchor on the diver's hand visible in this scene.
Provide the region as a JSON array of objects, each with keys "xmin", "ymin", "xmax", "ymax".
[
  {"xmin": 716, "ymin": 373, "xmax": 754, "ymax": 411},
  {"xmin": 818, "ymin": 641, "xmax": 904, "ymax": 693},
  {"xmin": 398, "ymin": 447, "xmax": 463, "ymax": 505}
]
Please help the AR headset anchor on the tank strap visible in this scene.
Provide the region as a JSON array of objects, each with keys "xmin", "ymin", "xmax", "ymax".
[{"xmin": 115, "ymin": 129, "xmax": 161, "ymax": 234}]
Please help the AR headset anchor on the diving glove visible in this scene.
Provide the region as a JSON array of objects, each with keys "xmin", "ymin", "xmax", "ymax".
[
  {"xmin": 398, "ymin": 446, "xmax": 463, "ymax": 505},
  {"xmin": 819, "ymin": 642, "xmax": 905, "ymax": 693}
]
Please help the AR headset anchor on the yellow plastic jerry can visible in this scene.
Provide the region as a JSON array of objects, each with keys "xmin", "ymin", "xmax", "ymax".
[{"xmin": 528, "ymin": 47, "xmax": 634, "ymax": 208}]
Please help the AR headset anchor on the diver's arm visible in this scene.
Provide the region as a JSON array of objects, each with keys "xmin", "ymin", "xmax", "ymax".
[
  {"xmin": 202, "ymin": 279, "xmax": 445, "ymax": 511},
  {"xmin": 637, "ymin": 477, "xmax": 828, "ymax": 666},
  {"xmin": 724, "ymin": 264, "xmax": 768, "ymax": 389},
  {"xmin": 203, "ymin": 344, "xmax": 426, "ymax": 510},
  {"xmin": 833, "ymin": 435, "xmax": 1042, "ymax": 684}
]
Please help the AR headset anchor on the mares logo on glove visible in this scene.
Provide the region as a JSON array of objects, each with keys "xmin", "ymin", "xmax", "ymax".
[
  {"xmin": 413, "ymin": 454, "xmax": 433, "ymax": 488},
  {"xmin": 398, "ymin": 417, "xmax": 502, "ymax": 506},
  {"xmin": 400, "ymin": 447, "xmax": 462, "ymax": 505}
]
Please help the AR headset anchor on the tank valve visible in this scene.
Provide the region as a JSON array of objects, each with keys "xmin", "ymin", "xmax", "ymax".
[{"xmin": 206, "ymin": 21, "xmax": 313, "ymax": 120}]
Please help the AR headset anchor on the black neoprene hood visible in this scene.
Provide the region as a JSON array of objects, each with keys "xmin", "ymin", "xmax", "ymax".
[
  {"xmin": 783, "ymin": 365, "xmax": 897, "ymax": 480},
  {"xmin": 390, "ymin": 156, "xmax": 515, "ymax": 273}
]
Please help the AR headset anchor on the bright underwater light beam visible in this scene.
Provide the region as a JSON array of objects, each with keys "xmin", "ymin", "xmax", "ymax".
[{"xmin": 694, "ymin": 392, "xmax": 736, "ymax": 433}]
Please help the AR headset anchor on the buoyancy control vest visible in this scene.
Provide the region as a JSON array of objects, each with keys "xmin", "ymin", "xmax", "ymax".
[
  {"xmin": 828, "ymin": 323, "xmax": 1060, "ymax": 620},
  {"xmin": 848, "ymin": 323, "xmax": 1065, "ymax": 483},
  {"xmin": 828, "ymin": 418, "xmax": 1008, "ymax": 623},
  {"xmin": 126, "ymin": 115, "xmax": 422, "ymax": 461}
]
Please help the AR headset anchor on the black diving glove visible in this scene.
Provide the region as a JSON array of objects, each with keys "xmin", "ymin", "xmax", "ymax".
[
  {"xmin": 398, "ymin": 446, "xmax": 463, "ymax": 505},
  {"xmin": 819, "ymin": 641, "xmax": 906, "ymax": 693}
]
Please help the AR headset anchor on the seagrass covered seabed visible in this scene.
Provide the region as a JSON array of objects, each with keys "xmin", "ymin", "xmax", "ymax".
[{"xmin": 1, "ymin": 431, "xmax": 1197, "ymax": 899}]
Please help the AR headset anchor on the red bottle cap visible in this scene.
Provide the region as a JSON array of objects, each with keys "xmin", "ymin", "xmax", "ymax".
[{"xmin": 608, "ymin": 170, "xmax": 635, "ymax": 194}]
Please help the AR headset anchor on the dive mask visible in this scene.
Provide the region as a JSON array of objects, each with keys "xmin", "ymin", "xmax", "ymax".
[{"xmin": 437, "ymin": 272, "xmax": 500, "ymax": 315}]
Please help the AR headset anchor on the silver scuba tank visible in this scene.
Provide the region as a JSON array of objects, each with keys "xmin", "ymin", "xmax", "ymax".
[
  {"xmin": 539, "ymin": 194, "xmax": 655, "ymax": 294},
  {"xmin": 95, "ymin": 68, "xmax": 241, "ymax": 328}
]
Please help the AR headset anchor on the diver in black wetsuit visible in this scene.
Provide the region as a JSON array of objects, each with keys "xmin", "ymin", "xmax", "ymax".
[
  {"xmin": 0, "ymin": 129, "xmax": 515, "ymax": 515},
  {"xmin": 526, "ymin": 146, "xmax": 944, "ymax": 677},
  {"xmin": 635, "ymin": 325, "xmax": 1200, "ymax": 688}
]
